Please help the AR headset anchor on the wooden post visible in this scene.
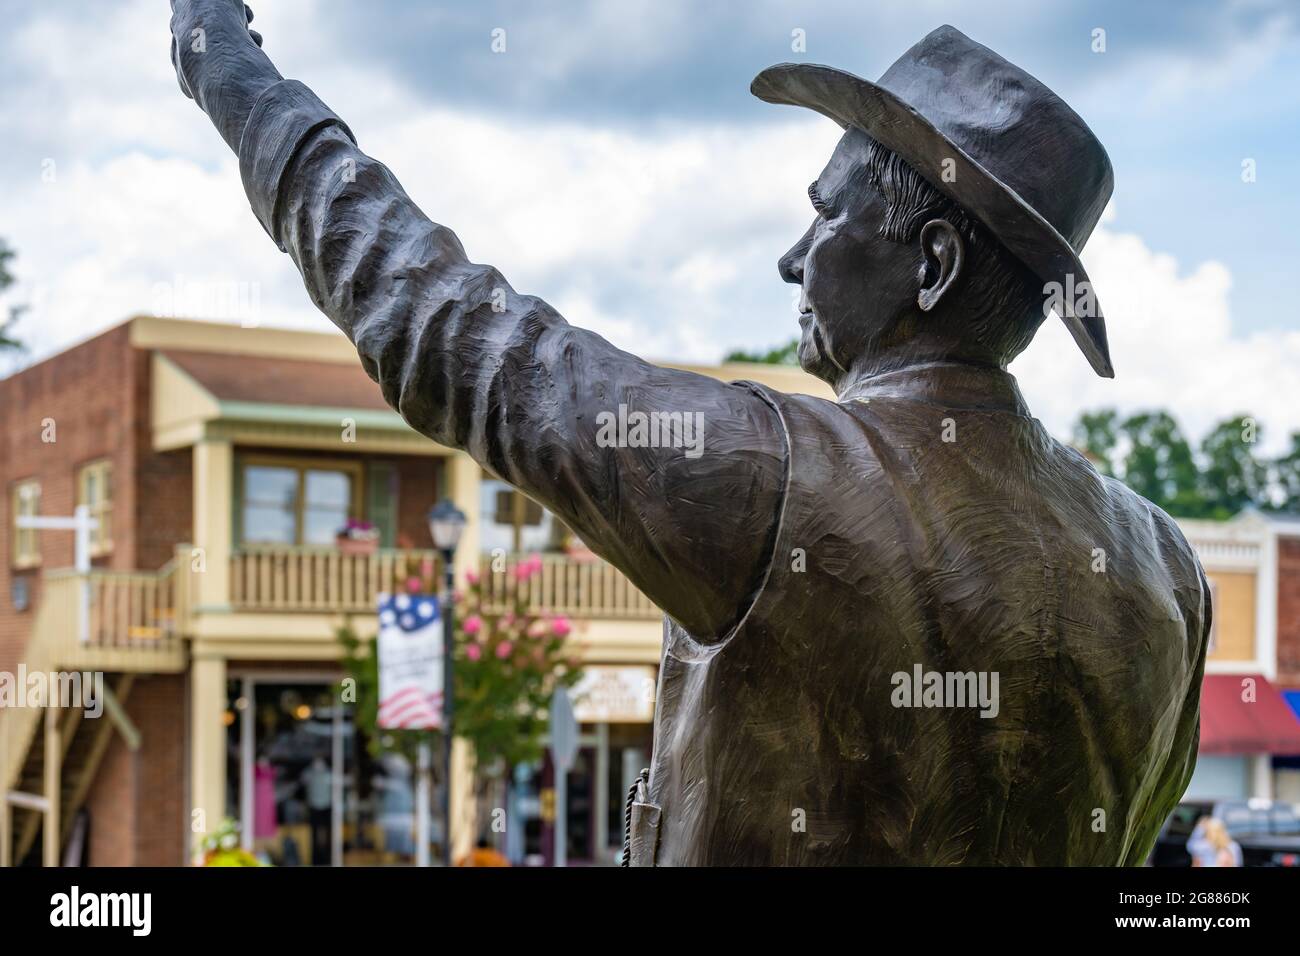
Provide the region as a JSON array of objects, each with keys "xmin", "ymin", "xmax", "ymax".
[
  {"xmin": 43, "ymin": 701, "xmax": 61, "ymax": 867},
  {"xmin": 1, "ymin": 723, "xmax": 10, "ymax": 867},
  {"xmin": 192, "ymin": 440, "xmax": 233, "ymax": 611},
  {"xmin": 190, "ymin": 654, "xmax": 227, "ymax": 858},
  {"xmin": 0, "ymin": 795, "xmax": 10, "ymax": 867}
]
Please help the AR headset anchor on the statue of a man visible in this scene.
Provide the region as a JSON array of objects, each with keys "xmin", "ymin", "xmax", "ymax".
[{"xmin": 170, "ymin": 3, "xmax": 1210, "ymax": 865}]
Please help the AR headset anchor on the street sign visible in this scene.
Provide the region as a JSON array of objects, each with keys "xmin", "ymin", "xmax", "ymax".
[
  {"xmin": 549, "ymin": 687, "xmax": 579, "ymax": 773},
  {"xmin": 549, "ymin": 686, "xmax": 579, "ymax": 867}
]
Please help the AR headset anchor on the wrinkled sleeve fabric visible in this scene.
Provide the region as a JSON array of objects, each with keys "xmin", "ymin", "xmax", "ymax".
[{"xmin": 235, "ymin": 80, "xmax": 788, "ymax": 639}]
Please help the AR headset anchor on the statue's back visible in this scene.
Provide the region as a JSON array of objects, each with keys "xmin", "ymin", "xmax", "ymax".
[{"xmin": 642, "ymin": 368, "xmax": 1210, "ymax": 866}]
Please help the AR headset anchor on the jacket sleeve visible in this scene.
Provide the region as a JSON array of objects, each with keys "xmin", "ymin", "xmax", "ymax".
[{"xmin": 234, "ymin": 80, "xmax": 788, "ymax": 639}]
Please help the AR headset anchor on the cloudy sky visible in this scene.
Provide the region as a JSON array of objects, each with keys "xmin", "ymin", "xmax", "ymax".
[{"xmin": 1, "ymin": 0, "xmax": 1297, "ymax": 451}]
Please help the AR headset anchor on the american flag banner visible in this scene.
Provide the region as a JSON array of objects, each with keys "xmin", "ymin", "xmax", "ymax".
[{"xmin": 376, "ymin": 593, "xmax": 444, "ymax": 730}]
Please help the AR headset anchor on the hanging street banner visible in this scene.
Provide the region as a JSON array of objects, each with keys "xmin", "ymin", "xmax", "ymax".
[{"xmin": 377, "ymin": 593, "xmax": 444, "ymax": 730}]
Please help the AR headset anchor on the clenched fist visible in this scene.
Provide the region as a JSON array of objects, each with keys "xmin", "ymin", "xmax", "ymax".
[{"xmin": 169, "ymin": 0, "xmax": 279, "ymax": 150}]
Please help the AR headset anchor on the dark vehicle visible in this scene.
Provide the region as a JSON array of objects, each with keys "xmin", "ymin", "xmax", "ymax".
[{"xmin": 1150, "ymin": 799, "xmax": 1300, "ymax": 867}]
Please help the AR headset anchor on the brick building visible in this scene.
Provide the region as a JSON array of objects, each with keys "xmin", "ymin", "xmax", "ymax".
[
  {"xmin": 1178, "ymin": 511, "xmax": 1300, "ymax": 802},
  {"xmin": 1263, "ymin": 514, "xmax": 1300, "ymax": 802},
  {"xmin": 1276, "ymin": 527, "xmax": 1300, "ymax": 689},
  {"xmin": 0, "ymin": 315, "xmax": 833, "ymax": 866},
  {"xmin": 3, "ymin": 315, "xmax": 1296, "ymax": 866}
]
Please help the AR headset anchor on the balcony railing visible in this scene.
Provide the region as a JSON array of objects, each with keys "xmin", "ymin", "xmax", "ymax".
[
  {"xmin": 11, "ymin": 552, "xmax": 189, "ymax": 678},
  {"xmin": 91, "ymin": 547, "xmax": 192, "ymax": 648},
  {"xmin": 227, "ymin": 547, "xmax": 660, "ymax": 619},
  {"xmin": 477, "ymin": 552, "xmax": 659, "ymax": 619},
  {"xmin": 229, "ymin": 546, "xmax": 443, "ymax": 613}
]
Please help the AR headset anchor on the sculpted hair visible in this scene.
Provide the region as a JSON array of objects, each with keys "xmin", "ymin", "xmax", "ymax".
[{"xmin": 856, "ymin": 137, "xmax": 1046, "ymax": 364}]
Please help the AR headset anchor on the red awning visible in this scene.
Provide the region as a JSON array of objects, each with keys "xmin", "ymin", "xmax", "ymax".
[{"xmin": 1199, "ymin": 674, "xmax": 1300, "ymax": 756}]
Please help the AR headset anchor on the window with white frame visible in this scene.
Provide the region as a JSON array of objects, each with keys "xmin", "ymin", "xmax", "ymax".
[
  {"xmin": 77, "ymin": 459, "xmax": 113, "ymax": 556},
  {"xmin": 11, "ymin": 480, "xmax": 41, "ymax": 568}
]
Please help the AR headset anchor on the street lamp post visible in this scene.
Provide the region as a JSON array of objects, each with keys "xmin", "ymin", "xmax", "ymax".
[{"xmin": 427, "ymin": 499, "xmax": 467, "ymax": 867}]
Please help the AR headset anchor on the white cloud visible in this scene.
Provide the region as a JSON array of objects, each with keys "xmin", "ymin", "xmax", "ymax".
[
  {"xmin": 2, "ymin": 151, "xmax": 331, "ymax": 369},
  {"xmin": 2, "ymin": 0, "xmax": 1295, "ymax": 457},
  {"xmin": 1014, "ymin": 209, "xmax": 1300, "ymax": 455},
  {"xmin": 365, "ymin": 105, "xmax": 836, "ymax": 332}
]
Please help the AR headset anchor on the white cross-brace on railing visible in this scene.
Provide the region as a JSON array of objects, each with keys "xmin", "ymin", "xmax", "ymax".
[{"xmin": 17, "ymin": 504, "xmax": 99, "ymax": 644}]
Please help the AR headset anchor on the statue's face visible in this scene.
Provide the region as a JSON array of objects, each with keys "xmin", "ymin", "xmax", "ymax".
[{"xmin": 779, "ymin": 128, "xmax": 923, "ymax": 386}]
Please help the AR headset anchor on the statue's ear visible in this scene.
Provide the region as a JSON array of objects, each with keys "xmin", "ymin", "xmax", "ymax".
[{"xmin": 916, "ymin": 219, "xmax": 965, "ymax": 313}]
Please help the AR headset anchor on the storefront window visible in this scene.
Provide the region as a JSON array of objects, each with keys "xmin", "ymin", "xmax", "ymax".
[
  {"xmin": 226, "ymin": 676, "xmax": 443, "ymax": 866},
  {"xmin": 240, "ymin": 460, "xmax": 358, "ymax": 546},
  {"xmin": 250, "ymin": 683, "xmax": 338, "ymax": 865}
]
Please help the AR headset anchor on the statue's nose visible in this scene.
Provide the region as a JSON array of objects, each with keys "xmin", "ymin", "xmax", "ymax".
[
  {"xmin": 778, "ymin": 249, "xmax": 803, "ymax": 285},
  {"xmin": 778, "ymin": 221, "xmax": 815, "ymax": 285}
]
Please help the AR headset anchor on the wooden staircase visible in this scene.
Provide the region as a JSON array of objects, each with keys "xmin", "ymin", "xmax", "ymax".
[
  {"xmin": 7, "ymin": 675, "xmax": 136, "ymax": 866},
  {"xmin": 1, "ymin": 554, "xmax": 189, "ymax": 866}
]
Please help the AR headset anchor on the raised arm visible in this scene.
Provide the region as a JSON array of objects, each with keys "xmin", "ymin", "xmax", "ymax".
[{"xmin": 169, "ymin": 1, "xmax": 789, "ymax": 639}]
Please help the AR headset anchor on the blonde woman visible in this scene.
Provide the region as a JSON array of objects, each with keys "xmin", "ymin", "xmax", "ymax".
[{"xmin": 1189, "ymin": 817, "xmax": 1242, "ymax": 867}]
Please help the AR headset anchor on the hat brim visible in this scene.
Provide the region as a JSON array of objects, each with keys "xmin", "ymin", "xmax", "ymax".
[{"xmin": 752, "ymin": 62, "xmax": 1113, "ymax": 378}]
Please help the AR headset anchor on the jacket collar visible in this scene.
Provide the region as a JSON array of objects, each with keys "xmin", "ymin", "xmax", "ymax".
[{"xmin": 836, "ymin": 361, "xmax": 1030, "ymax": 416}]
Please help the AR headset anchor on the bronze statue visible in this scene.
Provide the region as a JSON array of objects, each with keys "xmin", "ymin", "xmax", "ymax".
[{"xmin": 170, "ymin": 3, "xmax": 1210, "ymax": 865}]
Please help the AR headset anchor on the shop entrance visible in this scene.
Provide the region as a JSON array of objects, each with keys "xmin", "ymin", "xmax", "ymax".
[{"xmin": 226, "ymin": 672, "xmax": 443, "ymax": 866}]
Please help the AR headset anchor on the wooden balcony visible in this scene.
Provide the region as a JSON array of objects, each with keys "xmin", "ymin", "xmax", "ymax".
[
  {"xmin": 23, "ymin": 559, "xmax": 189, "ymax": 675},
  {"xmin": 1, "ymin": 545, "xmax": 662, "ymax": 865},
  {"xmin": 229, "ymin": 547, "xmax": 443, "ymax": 613},
  {"xmin": 7, "ymin": 547, "xmax": 659, "ymax": 667},
  {"xmin": 227, "ymin": 547, "xmax": 660, "ymax": 620},
  {"xmin": 478, "ymin": 552, "xmax": 660, "ymax": 619}
]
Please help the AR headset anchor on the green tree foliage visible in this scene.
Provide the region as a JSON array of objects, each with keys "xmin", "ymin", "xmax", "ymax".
[
  {"xmin": 0, "ymin": 239, "xmax": 26, "ymax": 350},
  {"xmin": 1071, "ymin": 408, "xmax": 1293, "ymax": 519},
  {"xmin": 1198, "ymin": 416, "xmax": 1268, "ymax": 519},
  {"xmin": 1272, "ymin": 433, "xmax": 1300, "ymax": 513},
  {"xmin": 724, "ymin": 338, "xmax": 799, "ymax": 365},
  {"xmin": 1117, "ymin": 411, "xmax": 1203, "ymax": 516},
  {"xmin": 1072, "ymin": 408, "xmax": 1120, "ymax": 477}
]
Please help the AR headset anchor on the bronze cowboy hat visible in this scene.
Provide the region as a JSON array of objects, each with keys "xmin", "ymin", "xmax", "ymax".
[{"xmin": 752, "ymin": 24, "xmax": 1116, "ymax": 377}]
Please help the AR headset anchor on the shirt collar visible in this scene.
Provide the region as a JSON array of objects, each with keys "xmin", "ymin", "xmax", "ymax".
[{"xmin": 836, "ymin": 361, "xmax": 1030, "ymax": 416}]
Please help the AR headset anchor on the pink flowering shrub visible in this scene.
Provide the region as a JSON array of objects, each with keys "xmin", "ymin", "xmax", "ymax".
[
  {"xmin": 440, "ymin": 554, "xmax": 584, "ymax": 770},
  {"xmin": 338, "ymin": 552, "xmax": 586, "ymax": 827}
]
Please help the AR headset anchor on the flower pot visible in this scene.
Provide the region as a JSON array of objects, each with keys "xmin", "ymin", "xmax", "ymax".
[{"xmin": 336, "ymin": 536, "xmax": 379, "ymax": 556}]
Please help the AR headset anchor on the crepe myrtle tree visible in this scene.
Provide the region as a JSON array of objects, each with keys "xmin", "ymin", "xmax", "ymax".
[{"xmin": 338, "ymin": 555, "xmax": 584, "ymax": 841}]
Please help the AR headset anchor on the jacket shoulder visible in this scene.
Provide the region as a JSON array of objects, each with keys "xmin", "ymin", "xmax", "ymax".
[{"xmin": 1099, "ymin": 473, "xmax": 1210, "ymax": 635}]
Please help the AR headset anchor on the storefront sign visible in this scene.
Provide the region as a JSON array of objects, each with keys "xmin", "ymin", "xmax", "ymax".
[
  {"xmin": 571, "ymin": 665, "xmax": 657, "ymax": 723},
  {"xmin": 377, "ymin": 593, "xmax": 443, "ymax": 730}
]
